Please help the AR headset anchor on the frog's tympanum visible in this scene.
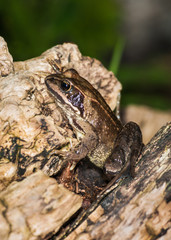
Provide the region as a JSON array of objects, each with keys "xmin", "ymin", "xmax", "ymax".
[{"xmin": 45, "ymin": 61, "xmax": 143, "ymax": 201}]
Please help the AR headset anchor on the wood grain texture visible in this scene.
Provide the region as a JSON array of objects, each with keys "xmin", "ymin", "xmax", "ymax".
[
  {"xmin": 0, "ymin": 171, "xmax": 82, "ymax": 240},
  {"xmin": 0, "ymin": 37, "xmax": 170, "ymax": 240},
  {"xmin": 62, "ymin": 122, "xmax": 171, "ymax": 240},
  {"xmin": 0, "ymin": 37, "xmax": 121, "ymax": 187}
]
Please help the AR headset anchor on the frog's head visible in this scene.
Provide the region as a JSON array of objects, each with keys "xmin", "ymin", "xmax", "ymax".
[
  {"xmin": 45, "ymin": 68, "xmax": 107, "ymax": 118},
  {"xmin": 45, "ymin": 69, "xmax": 86, "ymax": 118}
]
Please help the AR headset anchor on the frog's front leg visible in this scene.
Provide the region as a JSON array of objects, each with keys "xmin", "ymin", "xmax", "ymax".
[
  {"xmin": 104, "ymin": 121, "xmax": 143, "ymax": 179},
  {"xmin": 47, "ymin": 119, "xmax": 98, "ymax": 172}
]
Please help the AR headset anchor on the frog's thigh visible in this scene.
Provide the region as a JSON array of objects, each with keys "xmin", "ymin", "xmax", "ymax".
[{"xmin": 104, "ymin": 121, "xmax": 143, "ymax": 178}]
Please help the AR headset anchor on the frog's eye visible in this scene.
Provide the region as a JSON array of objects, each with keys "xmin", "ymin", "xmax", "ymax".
[{"xmin": 60, "ymin": 80, "xmax": 72, "ymax": 92}]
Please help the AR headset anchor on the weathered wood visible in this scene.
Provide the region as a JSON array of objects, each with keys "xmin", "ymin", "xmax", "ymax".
[
  {"xmin": 58, "ymin": 122, "xmax": 171, "ymax": 240},
  {"xmin": 0, "ymin": 36, "xmax": 121, "ymax": 239},
  {"xmin": 0, "ymin": 171, "xmax": 82, "ymax": 240},
  {"xmin": 0, "ymin": 36, "xmax": 121, "ymax": 188},
  {"xmin": 124, "ymin": 105, "xmax": 171, "ymax": 144},
  {"xmin": 0, "ymin": 37, "xmax": 170, "ymax": 240},
  {"xmin": 0, "ymin": 36, "xmax": 14, "ymax": 76}
]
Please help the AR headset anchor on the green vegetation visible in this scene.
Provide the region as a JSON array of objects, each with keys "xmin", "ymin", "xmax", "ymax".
[
  {"xmin": 0, "ymin": 0, "xmax": 170, "ymax": 110},
  {"xmin": 0, "ymin": 0, "xmax": 121, "ymax": 61},
  {"xmin": 118, "ymin": 60, "xmax": 171, "ymax": 110}
]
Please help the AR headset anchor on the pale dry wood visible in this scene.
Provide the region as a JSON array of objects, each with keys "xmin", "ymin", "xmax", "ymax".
[
  {"xmin": 124, "ymin": 104, "xmax": 171, "ymax": 144},
  {"xmin": 0, "ymin": 170, "xmax": 82, "ymax": 240},
  {"xmin": 0, "ymin": 37, "xmax": 121, "ymax": 188},
  {"xmin": 62, "ymin": 122, "xmax": 171, "ymax": 240},
  {"xmin": 0, "ymin": 36, "xmax": 14, "ymax": 76},
  {"xmin": 0, "ymin": 37, "xmax": 170, "ymax": 240}
]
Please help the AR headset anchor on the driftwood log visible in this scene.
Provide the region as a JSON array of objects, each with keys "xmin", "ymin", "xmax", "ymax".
[
  {"xmin": 60, "ymin": 122, "xmax": 171, "ymax": 240},
  {"xmin": 0, "ymin": 36, "xmax": 170, "ymax": 240},
  {"xmin": 0, "ymin": 36, "xmax": 121, "ymax": 187},
  {"xmin": 0, "ymin": 171, "xmax": 82, "ymax": 239},
  {"xmin": 124, "ymin": 105, "xmax": 171, "ymax": 144}
]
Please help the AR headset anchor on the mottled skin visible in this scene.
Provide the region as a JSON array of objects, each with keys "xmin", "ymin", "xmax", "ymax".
[{"xmin": 45, "ymin": 63, "xmax": 143, "ymax": 179}]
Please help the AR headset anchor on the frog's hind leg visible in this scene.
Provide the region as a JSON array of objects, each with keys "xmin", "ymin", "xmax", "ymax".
[
  {"xmin": 104, "ymin": 121, "xmax": 143, "ymax": 179},
  {"xmin": 124, "ymin": 121, "xmax": 143, "ymax": 177}
]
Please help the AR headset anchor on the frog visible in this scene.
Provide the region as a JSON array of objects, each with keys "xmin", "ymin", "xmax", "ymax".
[{"xmin": 45, "ymin": 60, "xmax": 143, "ymax": 184}]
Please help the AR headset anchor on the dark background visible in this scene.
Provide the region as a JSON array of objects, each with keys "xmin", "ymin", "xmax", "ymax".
[{"xmin": 0, "ymin": 0, "xmax": 170, "ymax": 110}]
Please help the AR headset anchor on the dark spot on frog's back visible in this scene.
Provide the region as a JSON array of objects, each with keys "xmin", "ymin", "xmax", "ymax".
[{"xmin": 68, "ymin": 91, "xmax": 84, "ymax": 116}]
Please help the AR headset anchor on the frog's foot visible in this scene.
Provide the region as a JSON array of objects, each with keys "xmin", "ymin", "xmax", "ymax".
[
  {"xmin": 46, "ymin": 141, "xmax": 91, "ymax": 174},
  {"xmin": 104, "ymin": 121, "xmax": 143, "ymax": 179}
]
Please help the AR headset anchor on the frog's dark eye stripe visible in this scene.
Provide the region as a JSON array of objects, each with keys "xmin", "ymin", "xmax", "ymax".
[{"xmin": 60, "ymin": 80, "xmax": 72, "ymax": 92}]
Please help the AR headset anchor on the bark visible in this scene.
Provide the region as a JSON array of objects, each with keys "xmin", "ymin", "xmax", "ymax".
[
  {"xmin": 0, "ymin": 36, "xmax": 14, "ymax": 76},
  {"xmin": 61, "ymin": 122, "xmax": 171, "ymax": 240},
  {"xmin": 0, "ymin": 171, "xmax": 82, "ymax": 240},
  {"xmin": 0, "ymin": 36, "xmax": 121, "ymax": 188},
  {"xmin": 0, "ymin": 37, "xmax": 170, "ymax": 240},
  {"xmin": 0, "ymin": 36, "xmax": 121, "ymax": 240},
  {"xmin": 124, "ymin": 105, "xmax": 171, "ymax": 144}
]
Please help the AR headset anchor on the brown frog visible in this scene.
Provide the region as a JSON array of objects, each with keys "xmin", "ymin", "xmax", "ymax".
[{"xmin": 45, "ymin": 61, "xmax": 143, "ymax": 183}]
